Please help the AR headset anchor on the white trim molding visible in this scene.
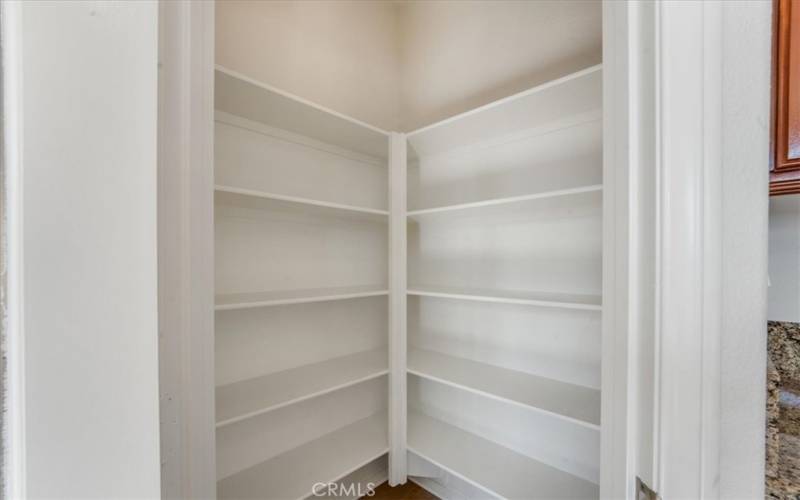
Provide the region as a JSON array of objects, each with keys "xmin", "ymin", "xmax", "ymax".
[
  {"xmin": 600, "ymin": 2, "xmax": 633, "ymax": 498},
  {"xmin": 600, "ymin": 1, "xmax": 662, "ymax": 497},
  {"xmin": 157, "ymin": 1, "xmax": 216, "ymax": 498},
  {"xmin": 600, "ymin": 2, "xmax": 762, "ymax": 499},
  {"xmin": 655, "ymin": 1, "xmax": 724, "ymax": 498},
  {"xmin": 388, "ymin": 132, "xmax": 408, "ymax": 485}
]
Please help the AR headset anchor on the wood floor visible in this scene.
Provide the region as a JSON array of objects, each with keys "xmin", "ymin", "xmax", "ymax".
[{"xmin": 365, "ymin": 481, "xmax": 439, "ymax": 500}]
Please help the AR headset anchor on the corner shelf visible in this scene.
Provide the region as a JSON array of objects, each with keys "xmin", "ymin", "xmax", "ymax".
[
  {"xmin": 406, "ymin": 65, "xmax": 602, "ymax": 157},
  {"xmin": 215, "ymin": 285, "xmax": 389, "ymax": 311},
  {"xmin": 218, "ymin": 412, "xmax": 388, "ymax": 500},
  {"xmin": 217, "ymin": 349, "xmax": 388, "ymax": 427},
  {"xmin": 408, "ymin": 348, "xmax": 600, "ymax": 429},
  {"xmin": 216, "ymin": 66, "xmax": 389, "ymax": 159},
  {"xmin": 407, "ymin": 285, "xmax": 601, "ymax": 311},
  {"xmin": 407, "ymin": 412, "xmax": 598, "ymax": 500},
  {"xmin": 215, "ymin": 185, "xmax": 389, "ymax": 221},
  {"xmin": 407, "ymin": 184, "xmax": 602, "ymax": 218}
]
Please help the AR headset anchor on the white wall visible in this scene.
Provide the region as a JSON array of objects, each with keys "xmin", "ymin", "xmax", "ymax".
[
  {"xmin": 215, "ymin": 0, "xmax": 602, "ymax": 133},
  {"xmin": 768, "ymin": 195, "xmax": 800, "ymax": 322},
  {"xmin": 720, "ymin": 1, "xmax": 771, "ymax": 497},
  {"xmin": 398, "ymin": 0, "xmax": 602, "ymax": 131},
  {"xmin": 216, "ymin": 0, "xmax": 402, "ymax": 131},
  {"xmin": 14, "ymin": 1, "xmax": 161, "ymax": 497}
]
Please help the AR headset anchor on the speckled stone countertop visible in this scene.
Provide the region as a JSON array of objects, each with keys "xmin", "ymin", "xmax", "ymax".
[{"xmin": 767, "ymin": 321, "xmax": 800, "ymax": 499}]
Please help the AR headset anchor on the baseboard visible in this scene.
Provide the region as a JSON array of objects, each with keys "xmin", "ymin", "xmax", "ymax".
[
  {"xmin": 409, "ymin": 473, "xmax": 489, "ymax": 500},
  {"xmin": 410, "ymin": 477, "xmax": 453, "ymax": 500},
  {"xmin": 328, "ymin": 455, "xmax": 388, "ymax": 500}
]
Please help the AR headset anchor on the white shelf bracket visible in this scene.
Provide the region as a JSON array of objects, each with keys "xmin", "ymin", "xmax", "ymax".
[{"xmin": 388, "ymin": 132, "xmax": 408, "ymax": 485}]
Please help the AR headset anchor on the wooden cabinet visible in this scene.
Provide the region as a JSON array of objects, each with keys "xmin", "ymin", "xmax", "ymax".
[{"xmin": 772, "ymin": 0, "xmax": 800, "ymax": 194}]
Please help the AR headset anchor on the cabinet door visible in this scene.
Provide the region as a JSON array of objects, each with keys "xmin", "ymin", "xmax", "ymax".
[{"xmin": 772, "ymin": 0, "xmax": 800, "ymax": 194}]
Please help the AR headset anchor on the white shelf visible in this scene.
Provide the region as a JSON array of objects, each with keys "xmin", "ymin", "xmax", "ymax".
[
  {"xmin": 407, "ymin": 285, "xmax": 601, "ymax": 311},
  {"xmin": 407, "ymin": 65, "xmax": 602, "ymax": 157},
  {"xmin": 218, "ymin": 412, "xmax": 388, "ymax": 500},
  {"xmin": 407, "ymin": 412, "xmax": 598, "ymax": 500},
  {"xmin": 217, "ymin": 349, "xmax": 388, "ymax": 427},
  {"xmin": 408, "ymin": 349, "xmax": 600, "ymax": 428},
  {"xmin": 215, "ymin": 66, "xmax": 388, "ymax": 160},
  {"xmin": 215, "ymin": 285, "xmax": 389, "ymax": 311},
  {"xmin": 216, "ymin": 186, "xmax": 388, "ymax": 221},
  {"xmin": 407, "ymin": 185, "xmax": 602, "ymax": 218}
]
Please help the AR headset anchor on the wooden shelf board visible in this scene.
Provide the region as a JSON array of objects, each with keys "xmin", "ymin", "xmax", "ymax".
[
  {"xmin": 408, "ymin": 348, "xmax": 600, "ymax": 428},
  {"xmin": 217, "ymin": 349, "xmax": 388, "ymax": 427},
  {"xmin": 215, "ymin": 66, "xmax": 388, "ymax": 160},
  {"xmin": 215, "ymin": 285, "xmax": 389, "ymax": 311},
  {"xmin": 407, "ymin": 185, "xmax": 602, "ymax": 218},
  {"xmin": 406, "ymin": 285, "xmax": 601, "ymax": 311},
  {"xmin": 407, "ymin": 412, "xmax": 598, "ymax": 500},
  {"xmin": 218, "ymin": 412, "xmax": 388, "ymax": 500},
  {"xmin": 215, "ymin": 186, "xmax": 389, "ymax": 221},
  {"xmin": 406, "ymin": 65, "xmax": 602, "ymax": 157}
]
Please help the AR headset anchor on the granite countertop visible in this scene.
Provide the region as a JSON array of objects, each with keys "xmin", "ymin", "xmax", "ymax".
[{"xmin": 767, "ymin": 321, "xmax": 800, "ymax": 499}]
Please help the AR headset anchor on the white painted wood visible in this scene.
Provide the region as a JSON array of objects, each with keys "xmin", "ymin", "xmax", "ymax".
[
  {"xmin": 158, "ymin": 1, "xmax": 217, "ymax": 497},
  {"xmin": 216, "ymin": 186, "xmax": 389, "ymax": 218},
  {"xmin": 655, "ymin": 2, "xmax": 724, "ymax": 498},
  {"xmin": 409, "ymin": 377, "xmax": 600, "ymax": 484},
  {"xmin": 216, "ymin": 296, "xmax": 387, "ymax": 386},
  {"xmin": 407, "ymin": 452, "xmax": 441, "ymax": 479},
  {"xmin": 407, "ymin": 119, "xmax": 602, "ymax": 213},
  {"xmin": 408, "ymin": 348, "xmax": 600, "ymax": 428},
  {"xmin": 407, "ymin": 185, "xmax": 603, "ymax": 218},
  {"xmin": 389, "ymin": 132, "xmax": 408, "ymax": 485},
  {"xmin": 198, "ymin": 10, "xmax": 633, "ymax": 499},
  {"xmin": 624, "ymin": 1, "xmax": 659, "ymax": 494},
  {"xmin": 403, "ymin": 54, "xmax": 605, "ymax": 498},
  {"xmin": 216, "ymin": 379, "xmax": 386, "ymax": 481},
  {"xmin": 407, "ymin": 285, "xmax": 601, "ymax": 311},
  {"xmin": 216, "ymin": 349, "xmax": 388, "ymax": 427},
  {"xmin": 218, "ymin": 413, "xmax": 388, "ymax": 500},
  {"xmin": 408, "ymin": 194, "xmax": 602, "ymax": 298},
  {"xmin": 409, "ymin": 296, "xmax": 601, "ymax": 389},
  {"xmin": 599, "ymin": 2, "xmax": 634, "ymax": 498},
  {"xmin": 215, "ymin": 112, "xmax": 387, "ymax": 212},
  {"xmin": 407, "ymin": 412, "xmax": 598, "ymax": 499},
  {"xmin": 409, "ymin": 456, "xmax": 506, "ymax": 500},
  {"xmin": 216, "ymin": 110, "xmax": 384, "ymax": 167},
  {"xmin": 407, "ymin": 188, "xmax": 601, "ymax": 233},
  {"xmin": 406, "ymin": 66, "xmax": 601, "ymax": 156},
  {"xmin": 215, "ymin": 66, "xmax": 389, "ymax": 159},
  {"xmin": 410, "ymin": 476, "xmax": 485, "ymax": 500},
  {"xmin": 329, "ymin": 455, "xmax": 388, "ymax": 500},
  {"xmin": 402, "ymin": 61, "xmax": 605, "ymax": 495},
  {"xmin": 212, "ymin": 32, "xmax": 391, "ymax": 498},
  {"xmin": 215, "ymin": 285, "xmax": 388, "ymax": 310},
  {"xmin": 700, "ymin": 4, "xmax": 723, "ymax": 498},
  {"xmin": 215, "ymin": 202, "xmax": 387, "ymax": 296}
]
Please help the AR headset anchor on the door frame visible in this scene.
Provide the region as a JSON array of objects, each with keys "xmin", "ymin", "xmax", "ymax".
[
  {"xmin": 157, "ymin": 1, "xmax": 216, "ymax": 498},
  {"xmin": 154, "ymin": 1, "xmax": 770, "ymax": 498}
]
